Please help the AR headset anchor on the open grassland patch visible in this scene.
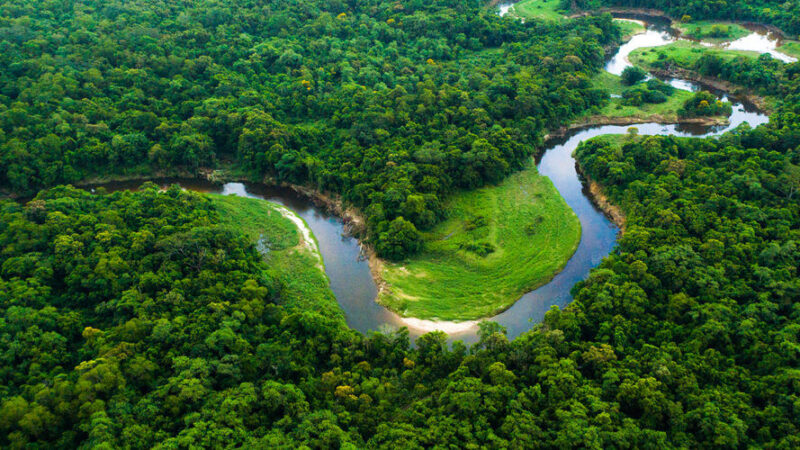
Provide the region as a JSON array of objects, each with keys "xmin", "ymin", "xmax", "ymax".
[
  {"xmin": 630, "ymin": 40, "xmax": 762, "ymax": 68},
  {"xmin": 507, "ymin": 0, "xmax": 565, "ymax": 21},
  {"xmin": 778, "ymin": 40, "xmax": 800, "ymax": 59},
  {"xmin": 379, "ymin": 163, "xmax": 581, "ymax": 321},
  {"xmin": 615, "ymin": 18, "xmax": 646, "ymax": 39},
  {"xmin": 675, "ymin": 20, "xmax": 750, "ymax": 43}
]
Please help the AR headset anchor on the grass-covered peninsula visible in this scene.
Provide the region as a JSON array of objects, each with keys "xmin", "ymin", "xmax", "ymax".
[{"xmin": 379, "ymin": 162, "xmax": 580, "ymax": 321}]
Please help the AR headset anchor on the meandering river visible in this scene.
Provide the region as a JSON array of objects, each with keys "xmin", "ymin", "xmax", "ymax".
[{"xmin": 97, "ymin": 16, "xmax": 774, "ymax": 343}]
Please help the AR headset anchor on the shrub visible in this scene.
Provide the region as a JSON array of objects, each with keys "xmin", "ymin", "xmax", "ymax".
[{"xmin": 621, "ymin": 66, "xmax": 647, "ymax": 86}]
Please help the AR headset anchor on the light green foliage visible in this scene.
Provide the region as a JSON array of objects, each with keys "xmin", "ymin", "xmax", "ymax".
[
  {"xmin": 506, "ymin": 0, "xmax": 566, "ymax": 21},
  {"xmin": 777, "ymin": 40, "xmax": 800, "ymax": 59},
  {"xmin": 614, "ymin": 18, "xmax": 646, "ymax": 39},
  {"xmin": 211, "ymin": 195, "xmax": 299, "ymax": 250},
  {"xmin": 675, "ymin": 20, "xmax": 750, "ymax": 43},
  {"xmin": 629, "ymin": 41, "xmax": 762, "ymax": 69},
  {"xmin": 379, "ymin": 163, "xmax": 580, "ymax": 320}
]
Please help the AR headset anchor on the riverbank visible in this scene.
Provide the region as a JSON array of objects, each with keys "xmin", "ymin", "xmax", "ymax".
[
  {"xmin": 544, "ymin": 114, "xmax": 729, "ymax": 140},
  {"xmin": 575, "ymin": 164, "xmax": 626, "ymax": 231},
  {"xmin": 210, "ymin": 194, "xmax": 343, "ymax": 319},
  {"xmin": 641, "ymin": 66, "xmax": 774, "ymax": 113}
]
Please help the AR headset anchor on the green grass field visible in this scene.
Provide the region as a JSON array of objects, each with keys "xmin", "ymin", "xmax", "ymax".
[
  {"xmin": 629, "ymin": 40, "xmax": 761, "ymax": 69},
  {"xmin": 210, "ymin": 194, "xmax": 343, "ymax": 319},
  {"xmin": 379, "ymin": 162, "xmax": 581, "ymax": 321},
  {"xmin": 615, "ymin": 19, "xmax": 645, "ymax": 40},
  {"xmin": 675, "ymin": 21, "xmax": 750, "ymax": 43},
  {"xmin": 778, "ymin": 40, "xmax": 800, "ymax": 59},
  {"xmin": 507, "ymin": 0, "xmax": 565, "ymax": 21}
]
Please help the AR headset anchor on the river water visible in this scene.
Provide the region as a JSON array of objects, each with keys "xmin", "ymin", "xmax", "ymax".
[{"xmin": 95, "ymin": 17, "xmax": 773, "ymax": 343}]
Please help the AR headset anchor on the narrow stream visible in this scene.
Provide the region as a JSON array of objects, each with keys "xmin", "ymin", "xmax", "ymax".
[{"xmin": 95, "ymin": 17, "xmax": 773, "ymax": 344}]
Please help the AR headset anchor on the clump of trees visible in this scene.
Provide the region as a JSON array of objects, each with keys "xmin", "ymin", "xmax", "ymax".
[
  {"xmin": 679, "ymin": 90, "xmax": 733, "ymax": 117},
  {"xmin": 622, "ymin": 78, "xmax": 675, "ymax": 106}
]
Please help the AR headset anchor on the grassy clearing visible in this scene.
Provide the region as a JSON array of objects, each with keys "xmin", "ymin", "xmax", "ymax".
[
  {"xmin": 210, "ymin": 194, "xmax": 342, "ymax": 318},
  {"xmin": 508, "ymin": 0, "xmax": 565, "ymax": 21},
  {"xmin": 675, "ymin": 20, "xmax": 750, "ymax": 43},
  {"xmin": 778, "ymin": 40, "xmax": 800, "ymax": 59},
  {"xmin": 629, "ymin": 41, "xmax": 761, "ymax": 68},
  {"xmin": 585, "ymin": 71, "xmax": 695, "ymax": 122},
  {"xmin": 379, "ymin": 161, "xmax": 581, "ymax": 321},
  {"xmin": 615, "ymin": 19, "xmax": 646, "ymax": 40}
]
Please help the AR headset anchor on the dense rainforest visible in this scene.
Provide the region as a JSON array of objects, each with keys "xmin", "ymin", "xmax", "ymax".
[
  {"xmin": 2, "ymin": 125, "xmax": 799, "ymax": 447},
  {"xmin": 0, "ymin": 0, "xmax": 620, "ymax": 258},
  {"xmin": 2, "ymin": 0, "xmax": 800, "ymax": 448}
]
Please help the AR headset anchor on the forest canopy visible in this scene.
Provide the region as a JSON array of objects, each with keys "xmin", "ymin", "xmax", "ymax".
[
  {"xmin": 2, "ymin": 0, "xmax": 800, "ymax": 447},
  {"xmin": 0, "ymin": 0, "xmax": 621, "ymax": 258}
]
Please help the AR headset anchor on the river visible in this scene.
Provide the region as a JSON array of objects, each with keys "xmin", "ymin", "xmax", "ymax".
[{"xmin": 95, "ymin": 16, "xmax": 773, "ymax": 343}]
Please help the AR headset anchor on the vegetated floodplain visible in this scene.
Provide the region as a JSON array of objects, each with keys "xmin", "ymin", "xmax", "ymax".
[
  {"xmin": 778, "ymin": 40, "xmax": 800, "ymax": 59},
  {"xmin": 675, "ymin": 20, "xmax": 750, "ymax": 43},
  {"xmin": 379, "ymin": 161, "xmax": 581, "ymax": 321},
  {"xmin": 506, "ymin": 0, "xmax": 565, "ymax": 21},
  {"xmin": 588, "ymin": 71, "xmax": 696, "ymax": 122},
  {"xmin": 210, "ymin": 194, "xmax": 342, "ymax": 318},
  {"xmin": 629, "ymin": 41, "xmax": 762, "ymax": 69},
  {"xmin": 614, "ymin": 18, "xmax": 646, "ymax": 39}
]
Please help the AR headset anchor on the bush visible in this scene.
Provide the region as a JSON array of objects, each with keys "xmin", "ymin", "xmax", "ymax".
[
  {"xmin": 464, "ymin": 215, "xmax": 488, "ymax": 231},
  {"xmin": 644, "ymin": 89, "xmax": 668, "ymax": 103},
  {"xmin": 622, "ymin": 87, "xmax": 645, "ymax": 106},
  {"xmin": 646, "ymin": 79, "xmax": 674, "ymax": 95},
  {"xmin": 621, "ymin": 66, "xmax": 647, "ymax": 86},
  {"xmin": 460, "ymin": 241, "xmax": 496, "ymax": 257}
]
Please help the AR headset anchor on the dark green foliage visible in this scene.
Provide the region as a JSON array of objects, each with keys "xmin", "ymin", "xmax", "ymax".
[
  {"xmin": 622, "ymin": 85, "xmax": 669, "ymax": 105},
  {"xmin": 459, "ymin": 240, "xmax": 496, "ymax": 256},
  {"xmin": 621, "ymin": 66, "xmax": 647, "ymax": 85},
  {"xmin": 693, "ymin": 52, "xmax": 787, "ymax": 93},
  {"xmin": 646, "ymin": 78, "xmax": 675, "ymax": 95},
  {"xmin": 464, "ymin": 215, "xmax": 488, "ymax": 231},
  {"xmin": 0, "ymin": 0, "xmax": 621, "ymax": 259},
  {"xmin": 524, "ymin": 215, "xmax": 545, "ymax": 235},
  {"xmin": 2, "ymin": 0, "xmax": 800, "ymax": 448},
  {"xmin": 571, "ymin": 117, "xmax": 800, "ymax": 447},
  {"xmin": 375, "ymin": 216, "xmax": 422, "ymax": 261},
  {"xmin": 621, "ymin": 79, "xmax": 673, "ymax": 106},
  {"xmin": 678, "ymin": 90, "xmax": 733, "ymax": 117},
  {"xmin": 2, "ymin": 105, "xmax": 800, "ymax": 450},
  {"xmin": 3, "ymin": 121, "xmax": 800, "ymax": 449}
]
